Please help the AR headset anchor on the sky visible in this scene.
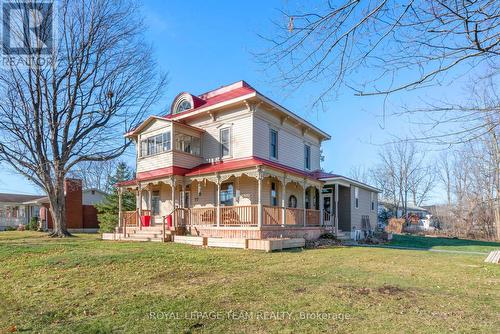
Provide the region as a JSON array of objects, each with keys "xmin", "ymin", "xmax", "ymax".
[{"xmin": 0, "ymin": 0, "xmax": 464, "ymax": 203}]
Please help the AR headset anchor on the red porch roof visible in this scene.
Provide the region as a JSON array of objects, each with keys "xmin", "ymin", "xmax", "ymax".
[{"xmin": 117, "ymin": 157, "xmax": 328, "ymax": 187}]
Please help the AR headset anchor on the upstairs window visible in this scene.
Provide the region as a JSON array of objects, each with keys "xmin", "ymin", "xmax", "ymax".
[
  {"xmin": 269, "ymin": 129, "xmax": 278, "ymax": 159},
  {"xmin": 220, "ymin": 128, "xmax": 231, "ymax": 157},
  {"xmin": 355, "ymin": 187, "xmax": 359, "ymax": 209},
  {"xmin": 371, "ymin": 192, "xmax": 375, "ymax": 211},
  {"xmin": 140, "ymin": 131, "xmax": 171, "ymax": 157},
  {"xmin": 304, "ymin": 145, "xmax": 311, "ymax": 170},
  {"xmin": 174, "ymin": 133, "xmax": 201, "ymax": 156},
  {"xmin": 175, "ymin": 99, "xmax": 192, "ymax": 114}
]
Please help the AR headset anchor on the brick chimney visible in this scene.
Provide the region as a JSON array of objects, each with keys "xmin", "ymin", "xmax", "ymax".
[{"xmin": 64, "ymin": 178, "xmax": 83, "ymax": 228}]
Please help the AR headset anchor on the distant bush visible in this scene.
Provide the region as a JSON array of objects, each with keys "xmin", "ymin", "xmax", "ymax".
[
  {"xmin": 386, "ymin": 218, "xmax": 405, "ymax": 234},
  {"xmin": 26, "ymin": 217, "xmax": 39, "ymax": 231},
  {"xmin": 4, "ymin": 226, "xmax": 16, "ymax": 231}
]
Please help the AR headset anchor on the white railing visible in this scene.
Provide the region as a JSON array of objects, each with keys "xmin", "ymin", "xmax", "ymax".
[{"xmin": 0, "ymin": 217, "xmax": 25, "ymax": 227}]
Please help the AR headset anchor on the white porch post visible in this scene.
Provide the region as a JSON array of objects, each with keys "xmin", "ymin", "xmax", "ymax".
[
  {"xmin": 303, "ymin": 181, "xmax": 307, "ymax": 227},
  {"xmin": 137, "ymin": 183, "xmax": 143, "ymax": 229},
  {"xmin": 216, "ymin": 174, "xmax": 221, "ymax": 227},
  {"xmin": 118, "ymin": 187, "xmax": 123, "ymax": 229},
  {"xmin": 148, "ymin": 188, "xmax": 152, "ymax": 213},
  {"xmin": 319, "ymin": 185, "xmax": 324, "ymax": 226},
  {"xmin": 257, "ymin": 170, "xmax": 263, "ymax": 228},
  {"xmin": 281, "ymin": 176, "xmax": 287, "ymax": 227},
  {"xmin": 335, "ymin": 183, "xmax": 339, "ymax": 235},
  {"xmin": 171, "ymin": 177, "xmax": 177, "ymax": 227}
]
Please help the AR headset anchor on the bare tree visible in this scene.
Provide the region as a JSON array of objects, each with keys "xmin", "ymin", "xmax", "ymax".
[
  {"xmin": 348, "ymin": 165, "xmax": 370, "ymax": 184},
  {"xmin": 436, "ymin": 151, "xmax": 453, "ymax": 206},
  {"xmin": 0, "ymin": 0, "xmax": 167, "ymax": 236},
  {"xmin": 69, "ymin": 160, "xmax": 120, "ymax": 192},
  {"xmin": 372, "ymin": 141, "xmax": 434, "ymax": 218},
  {"xmin": 259, "ymin": 0, "xmax": 499, "ymax": 107}
]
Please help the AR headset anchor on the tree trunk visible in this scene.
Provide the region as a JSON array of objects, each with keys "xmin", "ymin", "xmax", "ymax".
[{"xmin": 48, "ymin": 179, "xmax": 72, "ymax": 237}]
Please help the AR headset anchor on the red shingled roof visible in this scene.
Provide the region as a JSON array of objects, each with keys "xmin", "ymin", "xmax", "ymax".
[
  {"xmin": 118, "ymin": 157, "xmax": 329, "ymax": 187},
  {"xmin": 165, "ymin": 81, "xmax": 255, "ymax": 119}
]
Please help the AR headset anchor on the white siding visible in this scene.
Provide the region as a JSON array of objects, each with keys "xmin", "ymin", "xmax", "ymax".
[
  {"xmin": 82, "ymin": 190, "xmax": 105, "ymax": 205},
  {"xmin": 132, "ymin": 101, "xmax": 325, "ymax": 176},
  {"xmin": 137, "ymin": 151, "xmax": 173, "ymax": 173},
  {"xmin": 185, "ymin": 106, "xmax": 253, "ymax": 161},
  {"xmin": 253, "ymin": 107, "xmax": 322, "ymax": 171},
  {"xmin": 350, "ymin": 187, "xmax": 378, "ymax": 230}
]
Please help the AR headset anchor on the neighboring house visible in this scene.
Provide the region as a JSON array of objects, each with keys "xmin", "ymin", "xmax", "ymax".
[
  {"xmin": 82, "ymin": 189, "xmax": 107, "ymax": 205},
  {"xmin": 378, "ymin": 200, "xmax": 430, "ymax": 220},
  {"xmin": 0, "ymin": 193, "xmax": 45, "ymax": 230},
  {"xmin": 378, "ymin": 200, "xmax": 433, "ymax": 230},
  {"xmin": 113, "ymin": 80, "xmax": 379, "ymax": 241},
  {"xmin": 27, "ymin": 180, "xmax": 108, "ymax": 232}
]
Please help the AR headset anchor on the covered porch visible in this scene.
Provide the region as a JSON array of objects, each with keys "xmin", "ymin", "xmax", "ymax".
[{"xmin": 116, "ymin": 166, "xmax": 335, "ymax": 240}]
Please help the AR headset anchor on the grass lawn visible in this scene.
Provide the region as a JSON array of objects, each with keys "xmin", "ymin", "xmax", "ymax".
[
  {"xmin": 389, "ymin": 234, "xmax": 500, "ymax": 253},
  {"xmin": 0, "ymin": 232, "xmax": 499, "ymax": 333}
]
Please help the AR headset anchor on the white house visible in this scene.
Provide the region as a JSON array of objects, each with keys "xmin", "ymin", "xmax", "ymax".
[{"xmin": 110, "ymin": 81, "xmax": 380, "ymax": 242}]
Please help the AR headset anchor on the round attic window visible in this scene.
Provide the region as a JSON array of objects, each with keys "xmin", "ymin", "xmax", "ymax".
[{"xmin": 176, "ymin": 99, "xmax": 192, "ymax": 113}]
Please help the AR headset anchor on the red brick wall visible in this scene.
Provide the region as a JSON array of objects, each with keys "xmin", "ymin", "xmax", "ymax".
[
  {"xmin": 65, "ymin": 179, "xmax": 83, "ymax": 229},
  {"xmin": 82, "ymin": 205, "xmax": 99, "ymax": 229},
  {"xmin": 45, "ymin": 179, "xmax": 96, "ymax": 230}
]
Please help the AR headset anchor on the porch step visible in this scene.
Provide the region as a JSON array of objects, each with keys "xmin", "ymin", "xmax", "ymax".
[
  {"xmin": 125, "ymin": 234, "xmax": 164, "ymax": 242},
  {"xmin": 102, "ymin": 233, "xmax": 171, "ymax": 242},
  {"xmin": 335, "ymin": 230, "xmax": 351, "ymax": 240}
]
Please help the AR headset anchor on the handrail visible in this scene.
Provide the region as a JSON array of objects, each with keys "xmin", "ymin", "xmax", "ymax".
[{"xmin": 162, "ymin": 208, "xmax": 177, "ymax": 242}]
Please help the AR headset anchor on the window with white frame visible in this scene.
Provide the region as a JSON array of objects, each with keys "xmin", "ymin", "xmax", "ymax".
[
  {"xmin": 140, "ymin": 131, "xmax": 171, "ymax": 157},
  {"xmin": 220, "ymin": 128, "xmax": 231, "ymax": 157},
  {"xmin": 174, "ymin": 133, "xmax": 201, "ymax": 156},
  {"xmin": 304, "ymin": 145, "xmax": 311, "ymax": 170},
  {"xmin": 355, "ymin": 187, "xmax": 359, "ymax": 209},
  {"xmin": 269, "ymin": 129, "xmax": 278, "ymax": 159},
  {"xmin": 371, "ymin": 192, "xmax": 375, "ymax": 211},
  {"xmin": 271, "ymin": 182, "xmax": 278, "ymax": 206},
  {"xmin": 220, "ymin": 182, "xmax": 234, "ymax": 206}
]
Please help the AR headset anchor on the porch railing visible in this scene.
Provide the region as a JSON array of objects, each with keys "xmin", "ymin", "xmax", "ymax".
[
  {"xmin": 122, "ymin": 211, "xmax": 138, "ymax": 226},
  {"xmin": 285, "ymin": 208, "xmax": 304, "ymax": 226},
  {"xmin": 121, "ymin": 206, "xmax": 327, "ymax": 229},
  {"xmin": 263, "ymin": 206, "xmax": 282, "ymax": 225},
  {"xmin": 220, "ymin": 205, "xmax": 258, "ymax": 226},
  {"xmin": 189, "ymin": 207, "xmax": 217, "ymax": 226},
  {"xmin": 174, "ymin": 208, "xmax": 190, "ymax": 227},
  {"xmin": 306, "ymin": 209, "xmax": 321, "ymax": 226}
]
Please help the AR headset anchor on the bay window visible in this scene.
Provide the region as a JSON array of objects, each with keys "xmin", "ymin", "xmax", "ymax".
[
  {"xmin": 174, "ymin": 133, "xmax": 201, "ymax": 156},
  {"xmin": 140, "ymin": 131, "xmax": 171, "ymax": 157}
]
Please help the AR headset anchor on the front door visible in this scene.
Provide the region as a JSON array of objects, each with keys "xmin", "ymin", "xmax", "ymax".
[{"xmin": 322, "ymin": 193, "xmax": 333, "ymax": 225}]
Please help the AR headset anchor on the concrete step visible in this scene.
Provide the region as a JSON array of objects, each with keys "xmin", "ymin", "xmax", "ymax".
[
  {"xmin": 125, "ymin": 235, "xmax": 164, "ymax": 242},
  {"xmin": 128, "ymin": 230, "xmax": 171, "ymax": 237}
]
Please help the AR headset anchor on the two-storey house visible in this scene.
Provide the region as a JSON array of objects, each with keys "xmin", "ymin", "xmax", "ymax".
[{"xmin": 113, "ymin": 81, "xmax": 379, "ymax": 241}]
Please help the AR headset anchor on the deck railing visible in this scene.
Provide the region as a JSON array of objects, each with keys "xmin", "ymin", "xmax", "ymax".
[
  {"xmin": 285, "ymin": 208, "xmax": 305, "ymax": 226},
  {"xmin": 263, "ymin": 206, "xmax": 282, "ymax": 225},
  {"xmin": 122, "ymin": 211, "xmax": 138, "ymax": 226},
  {"xmin": 220, "ymin": 205, "xmax": 258, "ymax": 226},
  {"xmin": 174, "ymin": 208, "xmax": 190, "ymax": 227},
  {"xmin": 189, "ymin": 207, "xmax": 217, "ymax": 226},
  {"xmin": 306, "ymin": 209, "xmax": 321, "ymax": 226},
  {"xmin": 122, "ymin": 206, "xmax": 326, "ymax": 229}
]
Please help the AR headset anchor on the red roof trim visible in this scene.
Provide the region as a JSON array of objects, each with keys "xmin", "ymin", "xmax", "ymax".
[{"xmin": 186, "ymin": 156, "xmax": 322, "ymax": 180}]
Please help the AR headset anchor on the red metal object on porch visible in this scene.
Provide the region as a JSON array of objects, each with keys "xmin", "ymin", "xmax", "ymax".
[
  {"xmin": 166, "ymin": 215, "xmax": 172, "ymax": 228},
  {"xmin": 141, "ymin": 215, "xmax": 151, "ymax": 227}
]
